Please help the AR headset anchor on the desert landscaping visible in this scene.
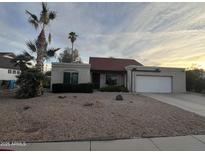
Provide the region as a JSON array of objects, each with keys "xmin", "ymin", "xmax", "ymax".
[{"xmin": 1, "ymin": 92, "xmax": 205, "ymax": 142}]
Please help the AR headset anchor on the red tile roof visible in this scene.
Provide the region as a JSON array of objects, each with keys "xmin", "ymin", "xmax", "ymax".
[{"xmin": 89, "ymin": 57, "xmax": 143, "ymax": 71}]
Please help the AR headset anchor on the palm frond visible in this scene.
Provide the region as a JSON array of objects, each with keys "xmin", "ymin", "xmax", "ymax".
[
  {"xmin": 28, "ymin": 19, "xmax": 39, "ymax": 29},
  {"xmin": 26, "ymin": 41, "xmax": 37, "ymax": 52},
  {"xmin": 68, "ymin": 32, "xmax": 78, "ymax": 43},
  {"xmin": 47, "ymin": 48, "xmax": 60, "ymax": 57},
  {"xmin": 49, "ymin": 11, "xmax": 56, "ymax": 20},
  {"xmin": 13, "ymin": 52, "xmax": 32, "ymax": 62},
  {"xmin": 42, "ymin": 2, "xmax": 48, "ymax": 13},
  {"xmin": 69, "ymin": 32, "xmax": 78, "ymax": 37},
  {"xmin": 25, "ymin": 10, "xmax": 38, "ymax": 21},
  {"xmin": 40, "ymin": 2, "xmax": 49, "ymax": 25},
  {"xmin": 22, "ymin": 51, "xmax": 34, "ymax": 61},
  {"xmin": 25, "ymin": 10, "xmax": 39, "ymax": 29}
]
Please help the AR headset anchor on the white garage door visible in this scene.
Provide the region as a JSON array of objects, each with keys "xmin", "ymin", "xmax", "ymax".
[{"xmin": 135, "ymin": 76, "xmax": 172, "ymax": 93}]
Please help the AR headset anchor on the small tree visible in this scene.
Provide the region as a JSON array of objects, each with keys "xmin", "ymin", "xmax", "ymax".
[
  {"xmin": 186, "ymin": 68, "xmax": 205, "ymax": 93},
  {"xmin": 58, "ymin": 48, "xmax": 81, "ymax": 63}
]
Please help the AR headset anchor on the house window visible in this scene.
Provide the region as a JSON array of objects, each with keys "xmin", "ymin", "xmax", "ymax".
[
  {"xmin": 106, "ymin": 73, "xmax": 117, "ymax": 85},
  {"xmin": 63, "ymin": 72, "xmax": 78, "ymax": 85},
  {"xmin": 71, "ymin": 72, "xmax": 78, "ymax": 85},
  {"xmin": 8, "ymin": 69, "xmax": 12, "ymax": 74},
  {"xmin": 13, "ymin": 70, "xmax": 16, "ymax": 74},
  {"xmin": 17, "ymin": 70, "xmax": 21, "ymax": 74}
]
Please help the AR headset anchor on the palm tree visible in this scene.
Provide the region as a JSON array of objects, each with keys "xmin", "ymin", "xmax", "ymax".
[
  {"xmin": 68, "ymin": 32, "xmax": 78, "ymax": 62},
  {"xmin": 25, "ymin": 2, "xmax": 60, "ymax": 72}
]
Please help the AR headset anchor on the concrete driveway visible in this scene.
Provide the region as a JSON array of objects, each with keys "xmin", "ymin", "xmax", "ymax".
[{"xmin": 143, "ymin": 93, "xmax": 205, "ymax": 117}]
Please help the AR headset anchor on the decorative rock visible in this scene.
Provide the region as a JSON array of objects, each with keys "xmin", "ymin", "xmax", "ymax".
[
  {"xmin": 83, "ymin": 102, "xmax": 94, "ymax": 107},
  {"xmin": 58, "ymin": 96, "xmax": 67, "ymax": 99},
  {"xmin": 23, "ymin": 106, "xmax": 31, "ymax": 110},
  {"xmin": 116, "ymin": 95, "xmax": 123, "ymax": 101}
]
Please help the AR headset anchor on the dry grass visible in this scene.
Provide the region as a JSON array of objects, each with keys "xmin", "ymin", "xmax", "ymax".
[{"xmin": 1, "ymin": 92, "xmax": 205, "ymax": 142}]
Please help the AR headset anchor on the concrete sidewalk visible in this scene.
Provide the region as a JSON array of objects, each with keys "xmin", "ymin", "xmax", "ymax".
[{"xmin": 1, "ymin": 135, "xmax": 205, "ymax": 151}]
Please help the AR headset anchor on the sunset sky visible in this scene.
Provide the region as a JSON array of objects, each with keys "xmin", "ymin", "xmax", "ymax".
[{"xmin": 0, "ymin": 2, "xmax": 205, "ymax": 69}]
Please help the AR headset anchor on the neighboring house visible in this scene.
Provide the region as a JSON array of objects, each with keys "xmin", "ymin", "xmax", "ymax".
[
  {"xmin": 51, "ymin": 57, "xmax": 186, "ymax": 93},
  {"xmin": 0, "ymin": 52, "xmax": 20, "ymax": 89}
]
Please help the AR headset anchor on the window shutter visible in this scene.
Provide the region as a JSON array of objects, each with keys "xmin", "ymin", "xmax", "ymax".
[{"xmin": 63, "ymin": 72, "xmax": 71, "ymax": 84}]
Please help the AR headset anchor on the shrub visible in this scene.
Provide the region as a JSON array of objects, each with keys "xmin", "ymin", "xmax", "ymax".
[
  {"xmin": 99, "ymin": 85, "xmax": 128, "ymax": 92},
  {"xmin": 186, "ymin": 69, "xmax": 205, "ymax": 93},
  {"xmin": 16, "ymin": 68, "xmax": 45, "ymax": 98},
  {"xmin": 43, "ymin": 76, "xmax": 51, "ymax": 89},
  {"xmin": 52, "ymin": 83, "xmax": 93, "ymax": 93}
]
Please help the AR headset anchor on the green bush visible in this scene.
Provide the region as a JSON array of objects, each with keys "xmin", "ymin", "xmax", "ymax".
[
  {"xmin": 16, "ymin": 68, "xmax": 45, "ymax": 98},
  {"xmin": 99, "ymin": 85, "xmax": 128, "ymax": 92},
  {"xmin": 52, "ymin": 83, "xmax": 93, "ymax": 93},
  {"xmin": 43, "ymin": 76, "xmax": 51, "ymax": 89}
]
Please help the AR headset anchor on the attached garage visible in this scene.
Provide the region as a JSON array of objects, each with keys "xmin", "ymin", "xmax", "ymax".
[
  {"xmin": 135, "ymin": 76, "xmax": 172, "ymax": 93},
  {"xmin": 125, "ymin": 66, "xmax": 186, "ymax": 93}
]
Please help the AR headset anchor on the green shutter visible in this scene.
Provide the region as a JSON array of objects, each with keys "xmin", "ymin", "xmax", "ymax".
[{"xmin": 63, "ymin": 72, "xmax": 70, "ymax": 84}]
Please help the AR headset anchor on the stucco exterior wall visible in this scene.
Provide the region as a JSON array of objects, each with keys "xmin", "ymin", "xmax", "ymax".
[
  {"xmin": 99, "ymin": 72, "xmax": 125, "ymax": 88},
  {"xmin": 0, "ymin": 68, "xmax": 20, "ymax": 80},
  {"xmin": 126, "ymin": 65, "xmax": 186, "ymax": 93},
  {"xmin": 51, "ymin": 63, "xmax": 91, "ymax": 90}
]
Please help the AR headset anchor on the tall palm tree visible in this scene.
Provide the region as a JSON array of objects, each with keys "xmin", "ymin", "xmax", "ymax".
[
  {"xmin": 25, "ymin": 2, "xmax": 60, "ymax": 72},
  {"xmin": 68, "ymin": 32, "xmax": 78, "ymax": 62}
]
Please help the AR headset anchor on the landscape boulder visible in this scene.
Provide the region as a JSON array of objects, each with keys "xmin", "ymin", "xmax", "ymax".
[
  {"xmin": 83, "ymin": 102, "xmax": 94, "ymax": 107},
  {"xmin": 58, "ymin": 96, "xmax": 67, "ymax": 99},
  {"xmin": 115, "ymin": 94, "xmax": 123, "ymax": 101}
]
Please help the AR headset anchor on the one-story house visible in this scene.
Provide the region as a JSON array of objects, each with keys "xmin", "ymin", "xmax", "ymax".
[{"xmin": 51, "ymin": 57, "xmax": 186, "ymax": 93}]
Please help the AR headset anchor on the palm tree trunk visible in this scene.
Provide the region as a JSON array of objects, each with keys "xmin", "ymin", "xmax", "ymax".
[
  {"xmin": 36, "ymin": 28, "xmax": 47, "ymax": 96},
  {"xmin": 36, "ymin": 28, "xmax": 47, "ymax": 72},
  {"xmin": 71, "ymin": 42, "xmax": 74, "ymax": 62}
]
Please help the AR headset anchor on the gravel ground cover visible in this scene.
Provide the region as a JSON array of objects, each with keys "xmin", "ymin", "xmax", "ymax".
[{"xmin": 1, "ymin": 92, "xmax": 205, "ymax": 142}]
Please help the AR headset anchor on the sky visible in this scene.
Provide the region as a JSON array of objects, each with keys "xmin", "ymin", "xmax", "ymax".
[{"xmin": 1, "ymin": 2, "xmax": 205, "ymax": 70}]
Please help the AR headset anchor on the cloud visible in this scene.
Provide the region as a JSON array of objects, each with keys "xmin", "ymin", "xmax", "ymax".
[{"xmin": 1, "ymin": 2, "xmax": 205, "ymax": 69}]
